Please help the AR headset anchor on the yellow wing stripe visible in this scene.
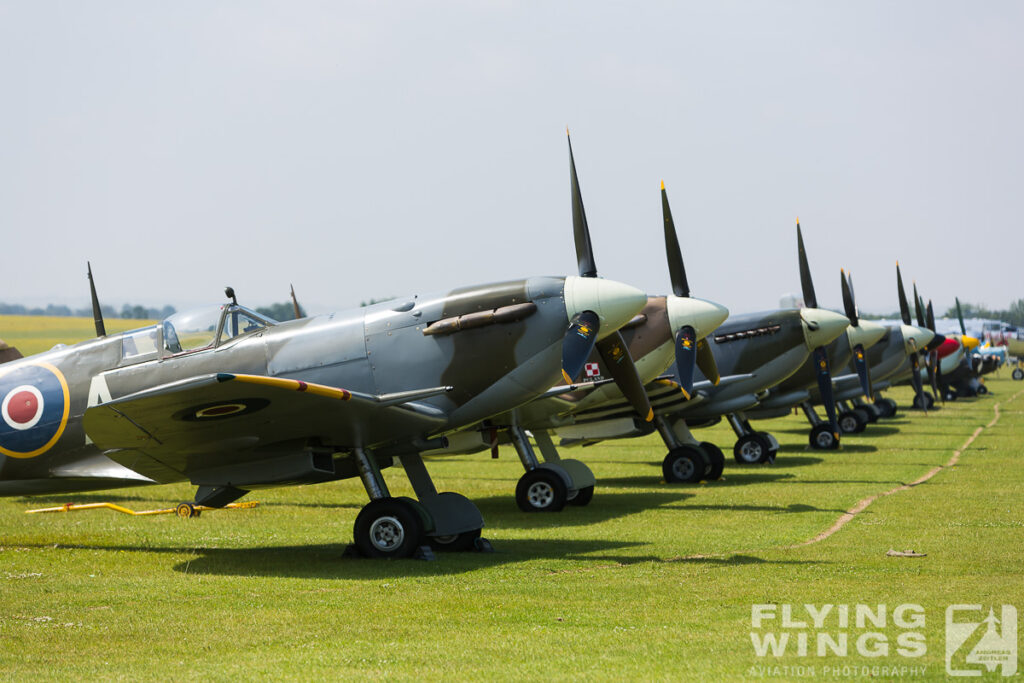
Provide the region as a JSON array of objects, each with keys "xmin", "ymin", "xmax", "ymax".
[{"xmin": 222, "ymin": 374, "xmax": 352, "ymax": 401}]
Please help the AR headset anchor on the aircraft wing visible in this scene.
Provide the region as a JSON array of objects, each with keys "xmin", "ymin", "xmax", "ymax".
[{"xmin": 82, "ymin": 373, "xmax": 450, "ymax": 481}]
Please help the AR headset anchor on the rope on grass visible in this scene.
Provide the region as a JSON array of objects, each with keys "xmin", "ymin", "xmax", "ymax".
[{"xmin": 790, "ymin": 386, "xmax": 1024, "ymax": 548}]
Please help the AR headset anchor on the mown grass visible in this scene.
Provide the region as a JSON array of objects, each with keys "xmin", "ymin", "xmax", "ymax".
[
  {"xmin": 2, "ymin": 324, "xmax": 1021, "ymax": 680},
  {"xmin": 0, "ymin": 315, "xmax": 156, "ymax": 357}
]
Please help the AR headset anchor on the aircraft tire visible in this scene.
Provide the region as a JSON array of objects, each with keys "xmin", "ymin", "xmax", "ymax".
[
  {"xmin": 700, "ymin": 441, "xmax": 726, "ymax": 479},
  {"xmin": 733, "ymin": 433, "xmax": 772, "ymax": 464},
  {"xmin": 354, "ymin": 498, "xmax": 424, "ymax": 559},
  {"xmin": 663, "ymin": 445, "xmax": 708, "ymax": 483},
  {"xmin": 912, "ymin": 392, "xmax": 935, "ymax": 410},
  {"xmin": 515, "ymin": 469, "xmax": 568, "ymax": 512},
  {"xmin": 809, "ymin": 423, "xmax": 840, "ymax": 450},
  {"xmin": 977, "ymin": 384, "xmax": 989, "ymax": 395},
  {"xmin": 429, "ymin": 528, "xmax": 482, "ymax": 552},
  {"xmin": 567, "ymin": 485, "xmax": 595, "ymax": 506},
  {"xmin": 1012, "ymin": 368, "xmax": 1024, "ymax": 381},
  {"xmin": 857, "ymin": 404, "xmax": 880, "ymax": 423},
  {"xmin": 175, "ymin": 502, "xmax": 200, "ymax": 519},
  {"xmin": 838, "ymin": 410, "xmax": 866, "ymax": 434},
  {"xmin": 873, "ymin": 398, "xmax": 896, "ymax": 418}
]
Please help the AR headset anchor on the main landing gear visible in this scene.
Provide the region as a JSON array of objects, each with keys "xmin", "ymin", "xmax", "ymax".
[
  {"xmin": 349, "ymin": 447, "xmax": 486, "ymax": 558},
  {"xmin": 800, "ymin": 402, "xmax": 839, "ymax": 450},
  {"xmin": 654, "ymin": 415, "xmax": 726, "ymax": 481},
  {"xmin": 872, "ymin": 396, "xmax": 898, "ymax": 418},
  {"xmin": 509, "ymin": 426, "xmax": 596, "ymax": 512},
  {"xmin": 726, "ymin": 412, "xmax": 779, "ymax": 464},
  {"xmin": 911, "ymin": 391, "xmax": 935, "ymax": 410}
]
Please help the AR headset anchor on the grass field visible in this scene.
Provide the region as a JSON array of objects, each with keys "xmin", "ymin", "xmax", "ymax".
[
  {"xmin": 2, "ymin": 320, "xmax": 1022, "ymax": 680},
  {"xmin": 0, "ymin": 315, "xmax": 157, "ymax": 357}
]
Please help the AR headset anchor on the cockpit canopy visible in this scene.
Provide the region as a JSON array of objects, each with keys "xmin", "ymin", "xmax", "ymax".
[{"xmin": 161, "ymin": 304, "xmax": 276, "ymax": 355}]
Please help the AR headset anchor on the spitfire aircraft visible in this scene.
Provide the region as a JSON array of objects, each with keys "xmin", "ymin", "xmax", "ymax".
[
  {"xmin": 0, "ymin": 153, "xmax": 650, "ymax": 559},
  {"xmin": 432, "ymin": 176, "xmax": 728, "ymax": 511},
  {"xmin": 742, "ymin": 269, "xmax": 886, "ymax": 449},
  {"xmin": 547, "ymin": 220, "xmax": 850, "ymax": 476}
]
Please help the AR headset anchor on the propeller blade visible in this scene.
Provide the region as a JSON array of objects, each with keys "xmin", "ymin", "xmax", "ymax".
[
  {"xmin": 840, "ymin": 268, "xmax": 858, "ymax": 327},
  {"xmin": 852, "ymin": 343, "xmax": 873, "ymax": 400},
  {"xmin": 913, "ymin": 283, "xmax": 926, "ymax": 327},
  {"xmin": 661, "ymin": 182, "xmax": 689, "ymax": 298},
  {"xmin": 696, "ymin": 338, "xmax": 720, "ymax": 385},
  {"xmin": 561, "ymin": 310, "xmax": 600, "ymax": 383},
  {"xmin": 596, "ymin": 331, "xmax": 654, "ymax": 422},
  {"xmin": 567, "ymin": 130, "xmax": 597, "ymax": 278},
  {"xmin": 796, "ymin": 219, "xmax": 817, "ymax": 309},
  {"xmin": 673, "ymin": 325, "xmax": 697, "ymax": 399},
  {"xmin": 927, "ymin": 349, "xmax": 941, "ymax": 402},
  {"xmin": 87, "ymin": 262, "xmax": 106, "ymax": 337},
  {"xmin": 955, "ymin": 297, "xmax": 966, "ymax": 335},
  {"xmin": 290, "ymin": 284, "xmax": 303, "ymax": 320},
  {"xmin": 926, "ymin": 300, "xmax": 936, "ymax": 333},
  {"xmin": 896, "ymin": 263, "xmax": 912, "ymax": 325},
  {"xmin": 813, "ymin": 346, "xmax": 839, "ymax": 441}
]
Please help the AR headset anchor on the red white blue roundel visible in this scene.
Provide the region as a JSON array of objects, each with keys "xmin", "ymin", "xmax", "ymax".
[{"xmin": 0, "ymin": 362, "xmax": 70, "ymax": 458}]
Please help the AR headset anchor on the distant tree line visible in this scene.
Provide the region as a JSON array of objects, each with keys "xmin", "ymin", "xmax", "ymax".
[
  {"xmin": 0, "ymin": 302, "xmax": 176, "ymax": 319},
  {"xmin": 860, "ymin": 299, "xmax": 1024, "ymax": 327},
  {"xmin": 255, "ymin": 302, "xmax": 304, "ymax": 322}
]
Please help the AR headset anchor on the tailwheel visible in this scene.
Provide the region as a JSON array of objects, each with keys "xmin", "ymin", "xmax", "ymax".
[
  {"xmin": 353, "ymin": 498, "xmax": 425, "ymax": 559},
  {"xmin": 663, "ymin": 445, "xmax": 708, "ymax": 483},
  {"xmin": 733, "ymin": 433, "xmax": 772, "ymax": 464},
  {"xmin": 976, "ymin": 384, "xmax": 989, "ymax": 395},
  {"xmin": 567, "ymin": 485, "xmax": 595, "ymax": 507},
  {"xmin": 809, "ymin": 423, "xmax": 840, "ymax": 450},
  {"xmin": 699, "ymin": 441, "xmax": 725, "ymax": 480},
  {"xmin": 175, "ymin": 502, "xmax": 201, "ymax": 519},
  {"xmin": 429, "ymin": 528, "xmax": 482, "ymax": 552},
  {"xmin": 515, "ymin": 469, "xmax": 568, "ymax": 512}
]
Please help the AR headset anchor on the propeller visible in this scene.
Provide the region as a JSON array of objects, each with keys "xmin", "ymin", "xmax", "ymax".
[
  {"xmin": 926, "ymin": 299, "xmax": 942, "ymax": 402},
  {"xmin": 955, "ymin": 297, "xmax": 966, "ymax": 335},
  {"xmin": 797, "ymin": 220, "xmax": 839, "ymax": 441},
  {"xmin": 896, "ymin": 264, "xmax": 926, "ymax": 412},
  {"xmin": 661, "ymin": 182, "xmax": 718, "ymax": 396},
  {"xmin": 563, "ymin": 132, "xmax": 653, "ymax": 421},
  {"xmin": 842, "ymin": 270, "xmax": 873, "ymax": 400},
  {"xmin": 87, "ymin": 262, "xmax": 106, "ymax": 337}
]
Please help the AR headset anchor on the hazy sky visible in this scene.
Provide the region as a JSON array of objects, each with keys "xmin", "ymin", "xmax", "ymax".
[{"xmin": 2, "ymin": 2, "xmax": 1022, "ymax": 318}]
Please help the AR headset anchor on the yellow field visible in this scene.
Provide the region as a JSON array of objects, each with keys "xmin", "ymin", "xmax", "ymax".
[{"xmin": 0, "ymin": 315, "xmax": 157, "ymax": 357}]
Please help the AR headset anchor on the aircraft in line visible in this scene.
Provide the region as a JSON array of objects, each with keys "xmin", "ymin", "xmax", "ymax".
[{"xmin": 0, "ymin": 143, "xmax": 650, "ymax": 559}]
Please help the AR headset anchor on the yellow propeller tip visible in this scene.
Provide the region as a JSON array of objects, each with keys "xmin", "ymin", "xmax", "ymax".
[
  {"xmin": 660, "ymin": 180, "xmax": 665, "ymax": 190},
  {"xmin": 561, "ymin": 370, "xmax": 573, "ymax": 385},
  {"xmin": 680, "ymin": 388, "xmax": 691, "ymax": 401},
  {"xmin": 645, "ymin": 408, "xmax": 654, "ymax": 422},
  {"xmin": 796, "ymin": 216, "xmax": 800, "ymax": 225}
]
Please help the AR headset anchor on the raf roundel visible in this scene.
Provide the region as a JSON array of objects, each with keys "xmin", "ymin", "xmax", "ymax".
[{"xmin": 0, "ymin": 363, "xmax": 71, "ymax": 458}]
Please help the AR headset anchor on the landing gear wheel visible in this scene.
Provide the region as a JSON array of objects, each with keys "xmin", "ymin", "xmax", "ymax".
[
  {"xmin": 429, "ymin": 528, "xmax": 482, "ymax": 552},
  {"xmin": 663, "ymin": 445, "xmax": 708, "ymax": 483},
  {"xmin": 353, "ymin": 498, "xmax": 424, "ymax": 559},
  {"xmin": 700, "ymin": 442, "xmax": 726, "ymax": 480},
  {"xmin": 733, "ymin": 433, "xmax": 772, "ymax": 464},
  {"xmin": 945, "ymin": 388, "xmax": 958, "ymax": 401},
  {"xmin": 809, "ymin": 423, "xmax": 840, "ymax": 450},
  {"xmin": 912, "ymin": 392, "xmax": 935, "ymax": 410},
  {"xmin": 515, "ymin": 469, "xmax": 568, "ymax": 512},
  {"xmin": 856, "ymin": 404, "xmax": 880, "ymax": 423},
  {"xmin": 567, "ymin": 485, "xmax": 594, "ymax": 507},
  {"xmin": 874, "ymin": 398, "xmax": 896, "ymax": 418},
  {"xmin": 976, "ymin": 384, "xmax": 989, "ymax": 395},
  {"xmin": 175, "ymin": 502, "xmax": 200, "ymax": 518},
  {"xmin": 1013, "ymin": 368, "xmax": 1024, "ymax": 381},
  {"xmin": 838, "ymin": 410, "xmax": 866, "ymax": 434}
]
